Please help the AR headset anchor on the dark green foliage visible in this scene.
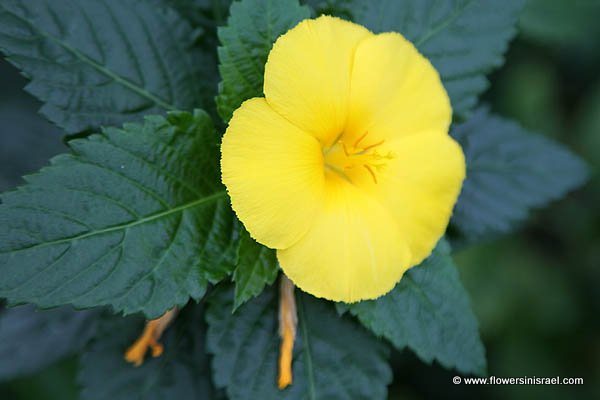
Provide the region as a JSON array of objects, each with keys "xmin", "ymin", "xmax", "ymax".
[
  {"xmin": 79, "ymin": 304, "xmax": 220, "ymax": 400},
  {"xmin": 0, "ymin": 111, "xmax": 238, "ymax": 318},
  {"xmin": 162, "ymin": 0, "xmax": 232, "ymax": 28},
  {"xmin": 341, "ymin": 240, "xmax": 486, "ymax": 375},
  {"xmin": 451, "ymin": 107, "xmax": 589, "ymax": 240},
  {"xmin": 0, "ymin": 305, "xmax": 97, "ymax": 382},
  {"xmin": 232, "ymin": 230, "xmax": 279, "ymax": 311},
  {"xmin": 0, "ymin": 0, "xmax": 214, "ymax": 134},
  {"xmin": 216, "ymin": 0, "xmax": 310, "ymax": 121},
  {"xmin": 519, "ymin": 0, "xmax": 600, "ymax": 49},
  {"xmin": 206, "ymin": 286, "xmax": 392, "ymax": 400},
  {"xmin": 303, "ymin": 0, "xmax": 354, "ymax": 18}
]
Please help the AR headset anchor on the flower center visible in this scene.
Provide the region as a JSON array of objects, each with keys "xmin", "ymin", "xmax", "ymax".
[{"xmin": 323, "ymin": 131, "xmax": 393, "ymax": 184}]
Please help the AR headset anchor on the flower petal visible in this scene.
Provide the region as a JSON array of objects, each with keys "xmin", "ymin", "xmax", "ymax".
[
  {"xmin": 264, "ymin": 15, "xmax": 372, "ymax": 145},
  {"xmin": 277, "ymin": 173, "xmax": 411, "ymax": 302},
  {"xmin": 355, "ymin": 132, "xmax": 466, "ymax": 265},
  {"xmin": 221, "ymin": 98, "xmax": 325, "ymax": 249},
  {"xmin": 344, "ymin": 32, "xmax": 451, "ymax": 144}
]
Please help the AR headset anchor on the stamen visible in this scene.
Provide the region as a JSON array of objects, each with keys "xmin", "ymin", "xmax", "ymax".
[
  {"xmin": 124, "ymin": 308, "xmax": 178, "ymax": 367},
  {"xmin": 353, "ymin": 131, "xmax": 369, "ymax": 148},
  {"xmin": 328, "ymin": 131, "xmax": 344, "ymax": 148},
  {"xmin": 342, "ymin": 142, "xmax": 350, "ymax": 157},
  {"xmin": 363, "ymin": 164, "xmax": 378, "ymax": 184},
  {"xmin": 360, "ymin": 139, "xmax": 385, "ymax": 152},
  {"xmin": 278, "ymin": 275, "xmax": 297, "ymax": 390}
]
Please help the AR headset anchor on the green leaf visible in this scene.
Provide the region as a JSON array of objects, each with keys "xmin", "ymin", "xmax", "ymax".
[
  {"xmin": 206, "ymin": 286, "xmax": 392, "ymax": 400},
  {"xmin": 451, "ymin": 107, "xmax": 589, "ymax": 240},
  {"xmin": 79, "ymin": 304, "xmax": 220, "ymax": 400},
  {"xmin": 0, "ymin": 305, "xmax": 97, "ymax": 382},
  {"xmin": 350, "ymin": 0, "xmax": 526, "ymax": 117},
  {"xmin": 302, "ymin": 0, "xmax": 353, "ymax": 18},
  {"xmin": 161, "ymin": 0, "xmax": 232, "ymax": 28},
  {"xmin": 0, "ymin": 0, "xmax": 214, "ymax": 134},
  {"xmin": 340, "ymin": 240, "xmax": 486, "ymax": 375},
  {"xmin": 0, "ymin": 110, "xmax": 238, "ymax": 318},
  {"xmin": 216, "ymin": 0, "xmax": 310, "ymax": 122},
  {"xmin": 232, "ymin": 230, "xmax": 279, "ymax": 311}
]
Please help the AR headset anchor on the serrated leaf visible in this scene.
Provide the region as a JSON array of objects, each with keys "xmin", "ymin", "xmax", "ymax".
[
  {"xmin": 0, "ymin": 305, "xmax": 97, "ymax": 382},
  {"xmin": 0, "ymin": 110, "xmax": 238, "ymax": 318},
  {"xmin": 159, "ymin": 0, "xmax": 232, "ymax": 28},
  {"xmin": 216, "ymin": 0, "xmax": 310, "ymax": 122},
  {"xmin": 451, "ymin": 107, "xmax": 589, "ymax": 240},
  {"xmin": 349, "ymin": 0, "xmax": 525, "ymax": 117},
  {"xmin": 232, "ymin": 230, "xmax": 279, "ymax": 311},
  {"xmin": 206, "ymin": 286, "xmax": 392, "ymax": 400},
  {"xmin": 0, "ymin": 0, "xmax": 214, "ymax": 134},
  {"xmin": 340, "ymin": 240, "xmax": 486, "ymax": 375},
  {"xmin": 79, "ymin": 304, "xmax": 219, "ymax": 400},
  {"xmin": 302, "ymin": 0, "xmax": 353, "ymax": 18}
]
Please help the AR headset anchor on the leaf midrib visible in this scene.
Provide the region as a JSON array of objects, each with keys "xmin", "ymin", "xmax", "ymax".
[
  {"xmin": 1, "ymin": 4, "xmax": 176, "ymax": 111},
  {"xmin": 415, "ymin": 0, "xmax": 477, "ymax": 48},
  {"xmin": 2, "ymin": 191, "xmax": 226, "ymax": 255}
]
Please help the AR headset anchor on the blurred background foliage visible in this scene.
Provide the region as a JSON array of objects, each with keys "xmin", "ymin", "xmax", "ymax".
[{"xmin": 0, "ymin": 0, "xmax": 598, "ymax": 398}]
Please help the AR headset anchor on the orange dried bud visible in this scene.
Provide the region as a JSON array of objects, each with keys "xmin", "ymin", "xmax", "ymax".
[
  {"xmin": 278, "ymin": 275, "xmax": 297, "ymax": 389},
  {"xmin": 124, "ymin": 308, "xmax": 178, "ymax": 366}
]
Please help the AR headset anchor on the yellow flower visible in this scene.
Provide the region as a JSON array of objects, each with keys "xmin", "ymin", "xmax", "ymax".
[{"xmin": 221, "ymin": 16, "xmax": 465, "ymax": 302}]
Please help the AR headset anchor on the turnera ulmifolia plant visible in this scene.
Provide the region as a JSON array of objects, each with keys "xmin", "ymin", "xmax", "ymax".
[
  {"xmin": 0, "ymin": 1, "xmax": 589, "ymax": 396},
  {"xmin": 126, "ymin": 15, "xmax": 464, "ymax": 388}
]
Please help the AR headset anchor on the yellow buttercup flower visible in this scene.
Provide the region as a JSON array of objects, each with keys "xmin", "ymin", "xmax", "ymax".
[{"xmin": 221, "ymin": 16, "xmax": 465, "ymax": 302}]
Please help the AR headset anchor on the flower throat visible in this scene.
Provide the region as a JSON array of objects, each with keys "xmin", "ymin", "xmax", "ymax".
[{"xmin": 323, "ymin": 131, "xmax": 395, "ymax": 184}]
